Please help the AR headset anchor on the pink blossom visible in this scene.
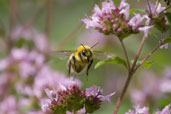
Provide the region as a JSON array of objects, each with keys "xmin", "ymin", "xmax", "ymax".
[
  {"xmin": 125, "ymin": 105, "xmax": 149, "ymax": 114},
  {"xmin": 101, "ymin": 91, "xmax": 115, "ymax": 105},
  {"xmin": 156, "ymin": 104, "xmax": 171, "ymax": 114},
  {"xmin": 85, "ymin": 86, "xmax": 103, "ymax": 97},
  {"xmin": 101, "ymin": 0, "xmax": 115, "ymax": 14},
  {"xmin": 138, "ymin": 26, "xmax": 153, "ymax": 37},
  {"xmin": 44, "ymin": 88, "xmax": 58, "ymax": 101},
  {"xmin": 85, "ymin": 86, "xmax": 115, "ymax": 105},
  {"xmin": 148, "ymin": 2, "xmax": 165, "ymax": 16},
  {"xmin": 82, "ymin": 0, "xmax": 129, "ymax": 30},
  {"xmin": 128, "ymin": 14, "xmax": 150, "ymax": 30},
  {"xmin": 41, "ymin": 98, "xmax": 51, "ymax": 112},
  {"xmin": 10, "ymin": 48, "xmax": 29, "ymax": 61},
  {"xmin": 119, "ymin": 0, "xmax": 130, "ymax": 19}
]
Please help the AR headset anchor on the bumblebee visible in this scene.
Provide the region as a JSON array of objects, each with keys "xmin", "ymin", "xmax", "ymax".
[
  {"xmin": 68, "ymin": 44, "xmax": 93, "ymax": 77},
  {"xmin": 51, "ymin": 43, "xmax": 113, "ymax": 80}
]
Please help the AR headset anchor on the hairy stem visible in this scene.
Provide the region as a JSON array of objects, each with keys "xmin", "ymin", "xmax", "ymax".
[
  {"xmin": 113, "ymin": 72, "xmax": 133, "ymax": 114},
  {"xmin": 120, "ymin": 40, "xmax": 131, "ymax": 71},
  {"xmin": 134, "ymin": 42, "xmax": 163, "ymax": 72},
  {"xmin": 131, "ymin": 36, "xmax": 146, "ymax": 71}
]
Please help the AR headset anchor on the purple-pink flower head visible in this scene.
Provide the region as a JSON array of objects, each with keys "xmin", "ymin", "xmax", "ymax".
[
  {"xmin": 82, "ymin": 0, "xmax": 152, "ymax": 39},
  {"xmin": 82, "ymin": 0, "xmax": 130, "ymax": 36},
  {"xmin": 156, "ymin": 104, "xmax": 171, "ymax": 114},
  {"xmin": 41, "ymin": 85, "xmax": 115, "ymax": 113},
  {"xmin": 125, "ymin": 105, "xmax": 149, "ymax": 114},
  {"xmin": 41, "ymin": 84, "xmax": 84, "ymax": 113},
  {"xmin": 148, "ymin": 2, "xmax": 165, "ymax": 17},
  {"xmin": 85, "ymin": 86, "xmax": 115, "ymax": 105}
]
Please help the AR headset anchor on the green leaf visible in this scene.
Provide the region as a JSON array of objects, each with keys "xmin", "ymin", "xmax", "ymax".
[
  {"xmin": 129, "ymin": 9, "xmax": 147, "ymax": 15},
  {"xmin": 94, "ymin": 57, "xmax": 127, "ymax": 69},
  {"xmin": 131, "ymin": 60, "xmax": 153, "ymax": 69},
  {"xmin": 143, "ymin": 61, "xmax": 153, "ymax": 69},
  {"xmin": 163, "ymin": 37, "xmax": 171, "ymax": 44},
  {"xmin": 164, "ymin": 12, "xmax": 171, "ymax": 25}
]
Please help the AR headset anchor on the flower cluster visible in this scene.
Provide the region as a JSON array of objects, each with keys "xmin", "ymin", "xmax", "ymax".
[
  {"xmin": 42, "ymin": 85, "xmax": 115, "ymax": 114},
  {"xmin": 126, "ymin": 104, "xmax": 171, "ymax": 114},
  {"xmin": 148, "ymin": 2, "xmax": 169, "ymax": 32},
  {"xmin": 82, "ymin": 0, "xmax": 151, "ymax": 39}
]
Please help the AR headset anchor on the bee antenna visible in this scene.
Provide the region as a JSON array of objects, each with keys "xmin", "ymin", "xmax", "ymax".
[
  {"xmin": 91, "ymin": 42, "xmax": 99, "ymax": 49},
  {"xmin": 81, "ymin": 43, "xmax": 86, "ymax": 49}
]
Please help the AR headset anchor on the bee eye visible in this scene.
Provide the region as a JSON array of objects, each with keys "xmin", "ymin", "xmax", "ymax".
[{"xmin": 82, "ymin": 50, "xmax": 87, "ymax": 56}]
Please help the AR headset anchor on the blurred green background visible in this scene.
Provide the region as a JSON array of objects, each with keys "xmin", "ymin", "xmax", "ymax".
[{"xmin": 0, "ymin": 0, "xmax": 171, "ymax": 113}]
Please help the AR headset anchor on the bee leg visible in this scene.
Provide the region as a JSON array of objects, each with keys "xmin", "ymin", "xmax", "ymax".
[
  {"xmin": 68, "ymin": 61, "xmax": 71, "ymax": 76},
  {"xmin": 86, "ymin": 59, "xmax": 93, "ymax": 81}
]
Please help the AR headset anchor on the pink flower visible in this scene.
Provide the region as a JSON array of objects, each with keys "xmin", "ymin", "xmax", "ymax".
[
  {"xmin": 85, "ymin": 86, "xmax": 115, "ymax": 105},
  {"xmin": 128, "ymin": 14, "xmax": 149, "ymax": 30},
  {"xmin": 101, "ymin": 91, "xmax": 115, "ymax": 105},
  {"xmin": 82, "ymin": 0, "xmax": 130, "ymax": 36},
  {"xmin": 156, "ymin": 104, "xmax": 171, "ymax": 114},
  {"xmin": 44, "ymin": 88, "xmax": 58, "ymax": 101},
  {"xmin": 85, "ymin": 86, "xmax": 103, "ymax": 97},
  {"xmin": 148, "ymin": 2, "xmax": 165, "ymax": 16},
  {"xmin": 125, "ymin": 105, "xmax": 149, "ymax": 114},
  {"xmin": 138, "ymin": 26, "xmax": 153, "ymax": 37},
  {"xmin": 41, "ymin": 98, "xmax": 51, "ymax": 112},
  {"xmin": 119, "ymin": 0, "xmax": 130, "ymax": 20},
  {"xmin": 82, "ymin": 0, "xmax": 152, "ymax": 38},
  {"xmin": 10, "ymin": 48, "xmax": 29, "ymax": 61}
]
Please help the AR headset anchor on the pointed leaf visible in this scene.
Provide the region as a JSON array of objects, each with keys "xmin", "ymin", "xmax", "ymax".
[
  {"xmin": 143, "ymin": 61, "xmax": 153, "ymax": 69},
  {"xmin": 94, "ymin": 57, "xmax": 127, "ymax": 69}
]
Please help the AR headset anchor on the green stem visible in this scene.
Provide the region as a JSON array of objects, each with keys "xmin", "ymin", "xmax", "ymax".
[
  {"xmin": 120, "ymin": 40, "xmax": 131, "ymax": 72},
  {"xmin": 113, "ymin": 72, "xmax": 134, "ymax": 114},
  {"xmin": 131, "ymin": 36, "xmax": 146, "ymax": 71},
  {"xmin": 134, "ymin": 42, "xmax": 163, "ymax": 72}
]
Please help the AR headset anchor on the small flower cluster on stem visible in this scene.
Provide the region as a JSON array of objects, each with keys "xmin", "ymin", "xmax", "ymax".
[
  {"xmin": 42, "ymin": 85, "xmax": 115, "ymax": 114},
  {"xmin": 82, "ymin": 0, "xmax": 151, "ymax": 40}
]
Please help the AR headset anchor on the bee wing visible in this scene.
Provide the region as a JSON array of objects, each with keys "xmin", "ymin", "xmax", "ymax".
[
  {"xmin": 93, "ymin": 51, "xmax": 115, "ymax": 60},
  {"xmin": 49, "ymin": 50, "xmax": 75, "ymax": 59}
]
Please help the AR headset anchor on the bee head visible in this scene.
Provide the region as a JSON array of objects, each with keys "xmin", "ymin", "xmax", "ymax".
[{"xmin": 76, "ymin": 45, "xmax": 93, "ymax": 61}]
